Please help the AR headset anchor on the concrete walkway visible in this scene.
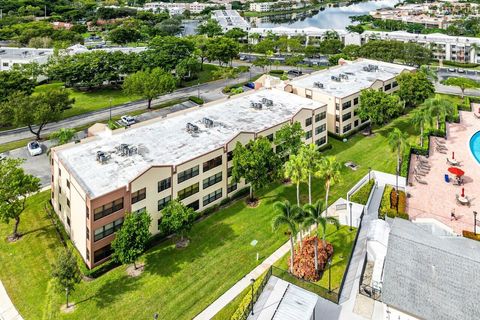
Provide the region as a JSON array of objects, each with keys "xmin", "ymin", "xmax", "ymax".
[{"xmin": 0, "ymin": 281, "xmax": 22, "ymax": 320}]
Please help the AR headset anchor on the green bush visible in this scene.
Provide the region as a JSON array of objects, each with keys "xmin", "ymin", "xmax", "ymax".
[
  {"xmin": 443, "ymin": 60, "xmax": 479, "ymax": 68},
  {"xmin": 463, "ymin": 230, "xmax": 480, "ymax": 242},
  {"xmin": 189, "ymin": 96, "xmax": 204, "ymax": 105},
  {"xmin": 231, "ymin": 272, "xmax": 268, "ymax": 320},
  {"xmin": 350, "ymin": 179, "xmax": 374, "ymax": 205},
  {"xmin": 317, "ymin": 142, "xmax": 332, "ymax": 152},
  {"xmin": 269, "ymin": 69, "xmax": 285, "ymax": 75},
  {"xmin": 230, "ymin": 87, "xmax": 244, "ymax": 95},
  {"xmin": 379, "ymin": 185, "xmax": 408, "ymax": 220}
]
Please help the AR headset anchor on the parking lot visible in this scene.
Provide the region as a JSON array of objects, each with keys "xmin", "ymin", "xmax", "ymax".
[{"xmin": 437, "ymin": 67, "xmax": 480, "ymax": 81}]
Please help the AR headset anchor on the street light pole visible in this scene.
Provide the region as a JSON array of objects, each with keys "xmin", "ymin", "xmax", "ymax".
[
  {"xmin": 349, "ymin": 202, "xmax": 353, "ymax": 231},
  {"xmin": 328, "ymin": 258, "xmax": 332, "ymax": 293},
  {"xmin": 109, "ymin": 98, "xmax": 112, "ymax": 121},
  {"xmin": 197, "ymin": 81, "xmax": 200, "ymax": 99},
  {"xmin": 368, "ymin": 167, "xmax": 372, "ymax": 181},
  {"xmin": 474, "ymin": 211, "xmax": 478, "ymax": 235},
  {"xmin": 250, "ymin": 278, "xmax": 255, "ymax": 315}
]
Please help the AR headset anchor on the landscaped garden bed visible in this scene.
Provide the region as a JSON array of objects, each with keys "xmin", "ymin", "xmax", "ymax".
[
  {"xmin": 350, "ymin": 179, "xmax": 375, "ymax": 205},
  {"xmin": 379, "ymin": 185, "xmax": 409, "ymax": 220}
]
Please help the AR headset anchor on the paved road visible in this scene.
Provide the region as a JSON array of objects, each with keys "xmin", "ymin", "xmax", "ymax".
[
  {"xmin": 435, "ymin": 83, "xmax": 480, "ymax": 97},
  {"xmin": 0, "ymin": 70, "xmax": 260, "ymax": 145}
]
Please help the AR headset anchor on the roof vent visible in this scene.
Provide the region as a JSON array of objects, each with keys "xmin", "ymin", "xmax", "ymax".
[
  {"xmin": 331, "ymin": 75, "xmax": 341, "ymax": 82},
  {"xmin": 116, "ymin": 143, "xmax": 137, "ymax": 157},
  {"xmin": 96, "ymin": 151, "xmax": 111, "ymax": 164},
  {"xmin": 314, "ymin": 82, "xmax": 324, "ymax": 88},
  {"xmin": 250, "ymin": 102, "xmax": 263, "ymax": 110},
  {"xmin": 339, "ymin": 73, "xmax": 349, "ymax": 80},
  {"xmin": 186, "ymin": 122, "xmax": 199, "ymax": 133},
  {"xmin": 262, "ymin": 98, "xmax": 273, "ymax": 106},
  {"xmin": 0, "ymin": 49, "xmax": 5, "ymax": 55},
  {"xmin": 203, "ymin": 117, "xmax": 214, "ymax": 128},
  {"xmin": 363, "ymin": 64, "xmax": 379, "ymax": 72}
]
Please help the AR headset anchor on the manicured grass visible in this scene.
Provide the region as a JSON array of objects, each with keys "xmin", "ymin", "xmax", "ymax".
[
  {"xmin": 0, "ymin": 111, "xmax": 421, "ymax": 319},
  {"xmin": 181, "ymin": 63, "xmax": 220, "ymax": 87},
  {"xmin": 0, "ymin": 138, "xmax": 31, "ymax": 154},
  {"xmin": 350, "ymin": 179, "xmax": 374, "ymax": 205}
]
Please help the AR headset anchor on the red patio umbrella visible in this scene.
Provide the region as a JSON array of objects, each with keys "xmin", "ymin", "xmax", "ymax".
[
  {"xmin": 462, "ymin": 188, "xmax": 465, "ymax": 197},
  {"xmin": 448, "ymin": 167, "xmax": 465, "ymax": 177}
]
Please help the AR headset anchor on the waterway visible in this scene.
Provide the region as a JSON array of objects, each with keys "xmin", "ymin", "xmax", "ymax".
[{"xmin": 249, "ymin": 0, "xmax": 399, "ymax": 29}]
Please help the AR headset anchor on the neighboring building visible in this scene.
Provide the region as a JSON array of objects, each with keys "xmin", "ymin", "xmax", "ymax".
[
  {"xmin": 0, "ymin": 47, "xmax": 53, "ymax": 71},
  {"xmin": 381, "ymin": 219, "xmax": 480, "ymax": 320},
  {"xmin": 212, "ymin": 10, "xmax": 251, "ymax": 31},
  {"xmin": 285, "ymin": 58, "xmax": 415, "ymax": 136},
  {"xmin": 50, "ymin": 89, "xmax": 328, "ymax": 268},
  {"xmin": 249, "ymin": 0, "xmax": 307, "ymax": 13},
  {"xmin": 143, "ymin": 2, "xmax": 231, "ymax": 14}
]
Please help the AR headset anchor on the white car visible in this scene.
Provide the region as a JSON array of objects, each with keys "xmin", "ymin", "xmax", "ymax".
[
  {"xmin": 447, "ymin": 68, "xmax": 456, "ymax": 72},
  {"xmin": 457, "ymin": 69, "xmax": 465, "ymax": 73},
  {"xmin": 121, "ymin": 115, "xmax": 136, "ymax": 126},
  {"xmin": 27, "ymin": 141, "xmax": 42, "ymax": 156}
]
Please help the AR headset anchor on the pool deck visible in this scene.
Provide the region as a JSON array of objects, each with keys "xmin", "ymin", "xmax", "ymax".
[{"xmin": 406, "ymin": 111, "xmax": 479, "ymax": 234}]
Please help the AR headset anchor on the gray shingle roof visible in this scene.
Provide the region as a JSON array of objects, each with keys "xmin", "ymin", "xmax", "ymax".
[{"xmin": 382, "ymin": 219, "xmax": 480, "ymax": 320}]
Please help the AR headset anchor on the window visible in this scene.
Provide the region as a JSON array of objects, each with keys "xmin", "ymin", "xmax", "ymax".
[
  {"xmin": 343, "ymin": 124, "xmax": 352, "ymax": 133},
  {"xmin": 93, "ymin": 198, "xmax": 124, "ymax": 221},
  {"xmin": 384, "ymin": 84, "xmax": 392, "ymax": 91},
  {"xmin": 157, "ymin": 218, "xmax": 162, "ymax": 231},
  {"xmin": 51, "ymin": 192, "xmax": 54, "ymax": 199},
  {"xmin": 315, "ymin": 111, "xmax": 326, "ymax": 122},
  {"xmin": 67, "ymin": 198, "xmax": 70, "ymax": 208},
  {"xmin": 305, "ymin": 130, "xmax": 312, "ymax": 139},
  {"xmin": 86, "ymin": 207, "xmax": 89, "ymax": 219},
  {"xmin": 227, "ymin": 166, "xmax": 233, "ymax": 177},
  {"xmin": 342, "ymin": 101, "xmax": 352, "ymax": 110},
  {"xmin": 266, "ymin": 133, "xmax": 274, "ymax": 142},
  {"xmin": 158, "ymin": 196, "xmax": 171, "ymax": 211},
  {"xmin": 392, "ymin": 81, "xmax": 398, "ymax": 88},
  {"xmin": 203, "ymin": 156, "xmax": 222, "ymax": 172},
  {"xmin": 203, "ymin": 188, "xmax": 222, "ymax": 206},
  {"xmin": 67, "ymin": 217, "xmax": 70, "ymax": 226},
  {"xmin": 86, "ymin": 227, "xmax": 90, "ymax": 240},
  {"xmin": 51, "ymin": 175, "xmax": 54, "ymax": 182},
  {"xmin": 315, "ymin": 136, "xmax": 326, "ymax": 146},
  {"xmin": 178, "ymin": 165, "xmax": 199, "ymax": 183},
  {"xmin": 133, "ymin": 207, "xmax": 146, "ymax": 214},
  {"xmin": 203, "ymin": 172, "xmax": 222, "ymax": 189},
  {"xmin": 335, "ymin": 103, "xmax": 340, "ymax": 110},
  {"xmin": 59, "ymin": 186, "xmax": 62, "ymax": 195},
  {"xmin": 305, "ymin": 89, "xmax": 312, "ymax": 99},
  {"xmin": 335, "ymin": 115, "xmax": 340, "ymax": 122},
  {"xmin": 66, "ymin": 180, "xmax": 70, "ymax": 189},
  {"xmin": 2, "ymin": 62, "xmax": 8, "ymax": 67},
  {"xmin": 94, "ymin": 218, "xmax": 124, "ymax": 242},
  {"xmin": 315, "ymin": 124, "xmax": 326, "ymax": 135},
  {"xmin": 354, "ymin": 120, "xmax": 359, "ymax": 127},
  {"xmin": 131, "ymin": 188, "xmax": 146, "ymax": 204},
  {"xmin": 305, "ymin": 117, "xmax": 312, "ymax": 126},
  {"xmin": 227, "ymin": 182, "xmax": 237, "ymax": 194},
  {"xmin": 354, "ymin": 109, "xmax": 359, "ymax": 117},
  {"xmin": 86, "ymin": 248, "xmax": 90, "ymax": 261},
  {"xmin": 227, "ymin": 151, "xmax": 234, "ymax": 161},
  {"xmin": 353, "ymin": 97, "xmax": 359, "ymax": 105},
  {"xmin": 342, "ymin": 112, "xmax": 352, "ymax": 122},
  {"xmin": 187, "ymin": 200, "xmax": 199, "ymax": 211},
  {"xmin": 335, "ymin": 126, "xmax": 339, "ymax": 134},
  {"xmin": 94, "ymin": 244, "xmax": 112, "ymax": 263},
  {"xmin": 158, "ymin": 178, "xmax": 171, "ymax": 192},
  {"xmin": 59, "ymin": 168, "xmax": 61, "ymax": 176},
  {"xmin": 178, "ymin": 183, "xmax": 199, "ymax": 200}
]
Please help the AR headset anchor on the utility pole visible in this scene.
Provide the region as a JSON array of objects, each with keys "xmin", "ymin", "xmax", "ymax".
[{"xmin": 44, "ymin": 5, "xmax": 47, "ymax": 19}]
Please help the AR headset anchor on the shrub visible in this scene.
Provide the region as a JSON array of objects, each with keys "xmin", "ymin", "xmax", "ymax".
[
  {"xmin": 443, "ymin": 60, "xmax": 479, "ymax": 68},
  {"xmin": 379, "ymin": 185, "xmax": 408, "ymax": 220},
  {"xmin": 231, "ymin": 272, "xmax": 269, "ymax": 320},
  {"xmin": 189, "ymin": 96, "xmax": 204, "ymax": 105},
  {"xmin": 462, "ymin": 230, "xmax": 480, "ymax": 242},
  {"xmin": 230, "ymin": 87, "xmax": 244, "ymax": 95},
  {"xmin": 269, "ymin": 69, "xmax": 285, "ymax": 75},
  {"xmin": 290, "ymin": 236, "xmax": 333, "ymax": 282},
  {"xmin": 350, "ymin": 179, "xmax": 374, "ymax": 205}
]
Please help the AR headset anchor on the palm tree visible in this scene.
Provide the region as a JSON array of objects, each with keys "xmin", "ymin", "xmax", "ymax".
[
  {"xmin": 387, "ymin": 128, "xmax": 409, "ymax": 210},
  {"xmin": 316, "ymin": 156, "xmax": 342, "ymax": 218},
  {"xmin": 272, "ymin": 200, "xmax": 300, "ymax": 273},
  {"xmin": 424, "ymin": 97, "xmax": 454, "ymax": 130},
  {"xmin": 298, "ymin": 144, "xmax": 320, "ymax": 205},
  {"xmin": 284, "ymin": 154, "xmax": 307, "ymax": 207},
  {"xmin": 303, "ymin": 200, "xmax": 339, "ymax": 275},
  {"xmin": 410, "ymin": 107, "xmax": 432, "ymax": 147}
]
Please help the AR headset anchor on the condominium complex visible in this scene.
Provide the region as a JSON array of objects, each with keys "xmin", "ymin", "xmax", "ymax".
[
  {"xmin": 0, "ymin": 47, "xmax": 53, "ymax": 71},
  {"xmin": 212, "ymin": 10, "xmax": 251, "ymax": 31},
  {"xmin": 285, "ymin": 59, "xmax": 415, "ymax": 136},
  {"xmin": 143, "ymin": 2, "xmax": 231, "ymax": 14},
  {"xmin": 50, "ymin": 89, "xmax": 328, "ymax": 268},
  {"xmin": 249, "ymin": 0, "xmax": 307, "ymax": 13}
]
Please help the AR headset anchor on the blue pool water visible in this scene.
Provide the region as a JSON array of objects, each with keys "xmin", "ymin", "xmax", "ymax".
[{"xmin": 470, "ymin": 131, "xmax": 480, "ymax": 164}]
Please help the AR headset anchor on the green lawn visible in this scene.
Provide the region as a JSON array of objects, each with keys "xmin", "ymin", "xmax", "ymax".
[{"xmin": 0, "ymin": 112, "xmax": 420, "ymax": 319}]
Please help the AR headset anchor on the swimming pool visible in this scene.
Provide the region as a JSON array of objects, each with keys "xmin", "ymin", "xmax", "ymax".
[{"xmin": 470, "ymin": 131, "xmax": 480, "ymax": 164}]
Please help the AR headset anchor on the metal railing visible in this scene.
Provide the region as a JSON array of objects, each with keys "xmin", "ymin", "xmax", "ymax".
[{"xmin": 239, "ymin": 267, "xmax": 273, "ymax": 320}]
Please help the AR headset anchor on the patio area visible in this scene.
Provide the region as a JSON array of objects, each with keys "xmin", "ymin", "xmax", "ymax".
[{"xmin": 407, "ymin": 111, "xmax": 479, "ymax": 234}]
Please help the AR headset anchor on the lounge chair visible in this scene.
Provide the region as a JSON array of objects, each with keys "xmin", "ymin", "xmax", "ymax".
[
  {"xmin": 414, "ymin": 168, "xmax": 426, "ymax": 176},
  {"xmin": 447, "ymin": 158, "xmax": 460, "ymax": 166},
  {"xmin": 435, "ymin": 137, "xmax": 446, "ymax": 144},
  {"xmin": 436, "ymin": 147, "xmax": 447, "ymax": 154},
  {"xmin": 418, "ymin": 162, "xmax": 431, "ymax": 169},
  {"xmin": 474, "ymin": 112, "xmax": 480, "ymax": 119},
  {"xmin": 416, "ymin": 165, "xmax": 429, "ymax": 173},
  {"xmin": 435, "ymin": 142, "xmax": 447, "ymax": 150},
  {"xmin": 415, "ymin": 175, "xmax": 428, "ymax": 185}
]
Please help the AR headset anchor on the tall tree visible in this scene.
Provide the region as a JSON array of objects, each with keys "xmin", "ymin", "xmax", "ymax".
[
  {"xmin": 396, "ymin": 71, "xmax": 435, "ymax": 108},
  {"xmin": 356, "ymin": 89, "xmax": 403, "ymax": 134},
  {"xmin": 316, "ymin": 156, "xmax": 342, "ymax": 218},
  {"xmin": 298, "ymin": 144, "xmax": 320, "ymax": 205},
  {"xmin": 51, "ymin": 249, "xmax": 81, "ymax": 309},
  {"xmin": 0, "ymin": 158, "xmax": 40, "ymax": 240},
  {"xmin": 206, "ymin": 36, "xmax": 240, "ymax": 66},
  {"xmin": 0, "ymin": 70, "xmax": 36, "ymax": 102},
  {"xmin": 274, "ymin": 122, "xmax": 304, "ymax": 160},
  {"xmin": 144, "ymin": 36, "xmax": 195, "ymax": 71},
  {"xmin": 224, "ymin": 27, "xmax": 248, "ymax": 41},
  {"xmin": 441, "ymin": 77, "xmax": 479, "ymax": 99},
  {"xmin": 159, "ymin": 200, "xmax": 196, "ymax": 245},
  {"xmin": 232, "ymin": 137, "xmax": 280, "ymax": 201},
  {"xmin": 272, "ymin": 200, "xmax": 300, "ymax": 273},
  {"xmin": 49, "ymin": 128, "xmax": 76, "ymax": 146},
  {"xmin": 410, "ymin": 107, "xmax": 432, "ymax": 147},
  {"xmin": 284, "ymin": 154, "xmax": 307, "ymax": 206},
  {"xmin": 123, "ymin": 68, "xmax": 176, "ymax": 109},
  {"xmin": 303, "ymin": 200, "xmax": 340, "ymax": 274},
  {"xmin": 387, "ymin": 128, "xmax": 409, "ymax": 201},
  {"xmin": 197, "ymin": 19, "xmax": 223, "ymax": 37},
  {"xmin": 0, "ymin": 88, "xmax": 73, "ymax": 139},
  {"xmin": 112, "ymin": 210, "xmax": 152, "ymax": 270},
  {"xmin": 423, "ymin": 97, "xmax": 454, "ymax": 130}
]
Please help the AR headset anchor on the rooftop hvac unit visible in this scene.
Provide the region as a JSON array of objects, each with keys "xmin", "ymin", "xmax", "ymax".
[
  {"xmin": 96, "ymin": 151, "xmax": 110, "ymax": 164},
  {"xmin": 250, "ymin": 102, "xmax": 263, "ymax": 110},
  {"xmin": 262, "ymin": 98, "xmax": 273, "ymax": 106},
  {"xmin": 116, "ymin": 143, "xmax": 137, "ymax": 157},
  {"xmin": 0, "ymin": 50, "xmax": 5, "ymax": 55},
  {"xmin": 314, "ymin": 82, "xmax": 324, "ymax": 88},
  {"xmin": 339, "ymin": 73, "xmax": 348, "ymax": 80},
  {"xmin": 331, "ymin": 75, "xmax": 341, "ymax": 82},
  {"xmin": 363, "ymin": 64, "xmax": 379, "ymax": 72},
  {"xmin": 186, "ymin": 122, "xmax": 200, "ymax": 133},
  {"xmin": 203, "ymin": 117, "xmax": 214, "ymax": 128}
]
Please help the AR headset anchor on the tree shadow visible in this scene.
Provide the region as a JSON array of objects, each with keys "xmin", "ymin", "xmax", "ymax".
[
  {"xmin": 144, "ymin": 221, "xmax": 236, "ymax": 277},
  {"xmin": 93, "ymin": 273, "xmax": 142, "ymax": 308}
]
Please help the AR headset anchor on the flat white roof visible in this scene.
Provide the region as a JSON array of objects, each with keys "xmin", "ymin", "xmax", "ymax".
[
  {"xmin": 0, "ymin": 47, "xmax": 54, "ymax": 60},
  {"xmin": 213, "ymin": 10, "xmax": 250, "ymax": 29},
  {"xmin": 289, "ymin": 58, "xmax": 415, "ymax": 98},
  {"xmin": 57, "ymin": 89, "xmax": 324, "ymax": 198}
]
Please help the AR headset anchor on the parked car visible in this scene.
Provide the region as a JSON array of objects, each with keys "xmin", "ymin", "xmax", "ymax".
[
  {"xmin": 447, "ymin": 68, "xmax": 456, "ymax": 72},
  {"xmin": 27, "ymin": 141, "xmax": 42, "ymax": 156},
  {"xmin": 287, "ymin": 70, "xmax": 302, "ymax": 77},
  {"xmin": 121, "ymin": 115, "xmax": 136, "ymax": 126},
  {"xmin": 245, "ymin": 82, "xmax": 255, "ymax": 89},
  {"xmin": 458, "ymin": 68, "xmax": 465, "ymax": 73}
]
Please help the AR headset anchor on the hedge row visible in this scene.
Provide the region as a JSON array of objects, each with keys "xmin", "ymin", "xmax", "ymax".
[
  {"xmin": 350, "ymin": 179, "xmax": 374, "ymax": 205},
  {"xmin": 189, "ymin": 96, "xmax": 204, "ymax": 105},
  {"xmin": 442, "ymin": 60, "xmax": 480, "ymax": 68},
  {"xmin": 463, "ymin": 230, "xmax": 480, "ymax": 242},
  {"xmin": 379, "ymin": 185, "xmax": 409, "ymax": 220},
  {"xmin": 231, "ymin": 271, "xmax": 269, "ymax": 320}
]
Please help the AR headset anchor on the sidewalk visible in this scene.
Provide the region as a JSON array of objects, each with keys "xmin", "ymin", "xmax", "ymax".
[{"xmin": 0, "ymin": 281, "xmax": 22, "ymax": 320}]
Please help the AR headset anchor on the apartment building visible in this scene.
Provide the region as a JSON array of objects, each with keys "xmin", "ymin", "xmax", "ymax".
[
  {"xmin": 143, "ymin": 2, "xmax": 231, "ymax": 14},
  {"xmin": 212, "ymin": 10, "xmax": 251, "ymax": 31},
  {"xmin": 0, "ymin": 47, "xmax": 53, "ymax": 71},
  {"xmin": 50, "ymin": 89, "xmax": 328, "ymax": 268},
  {"xmin": 285, "ymin": 59, "xmax": 415, "ymax": 136},
  {"xmin": 249, "ymin": 0, "xmax": 306, "ymax": 13}
]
